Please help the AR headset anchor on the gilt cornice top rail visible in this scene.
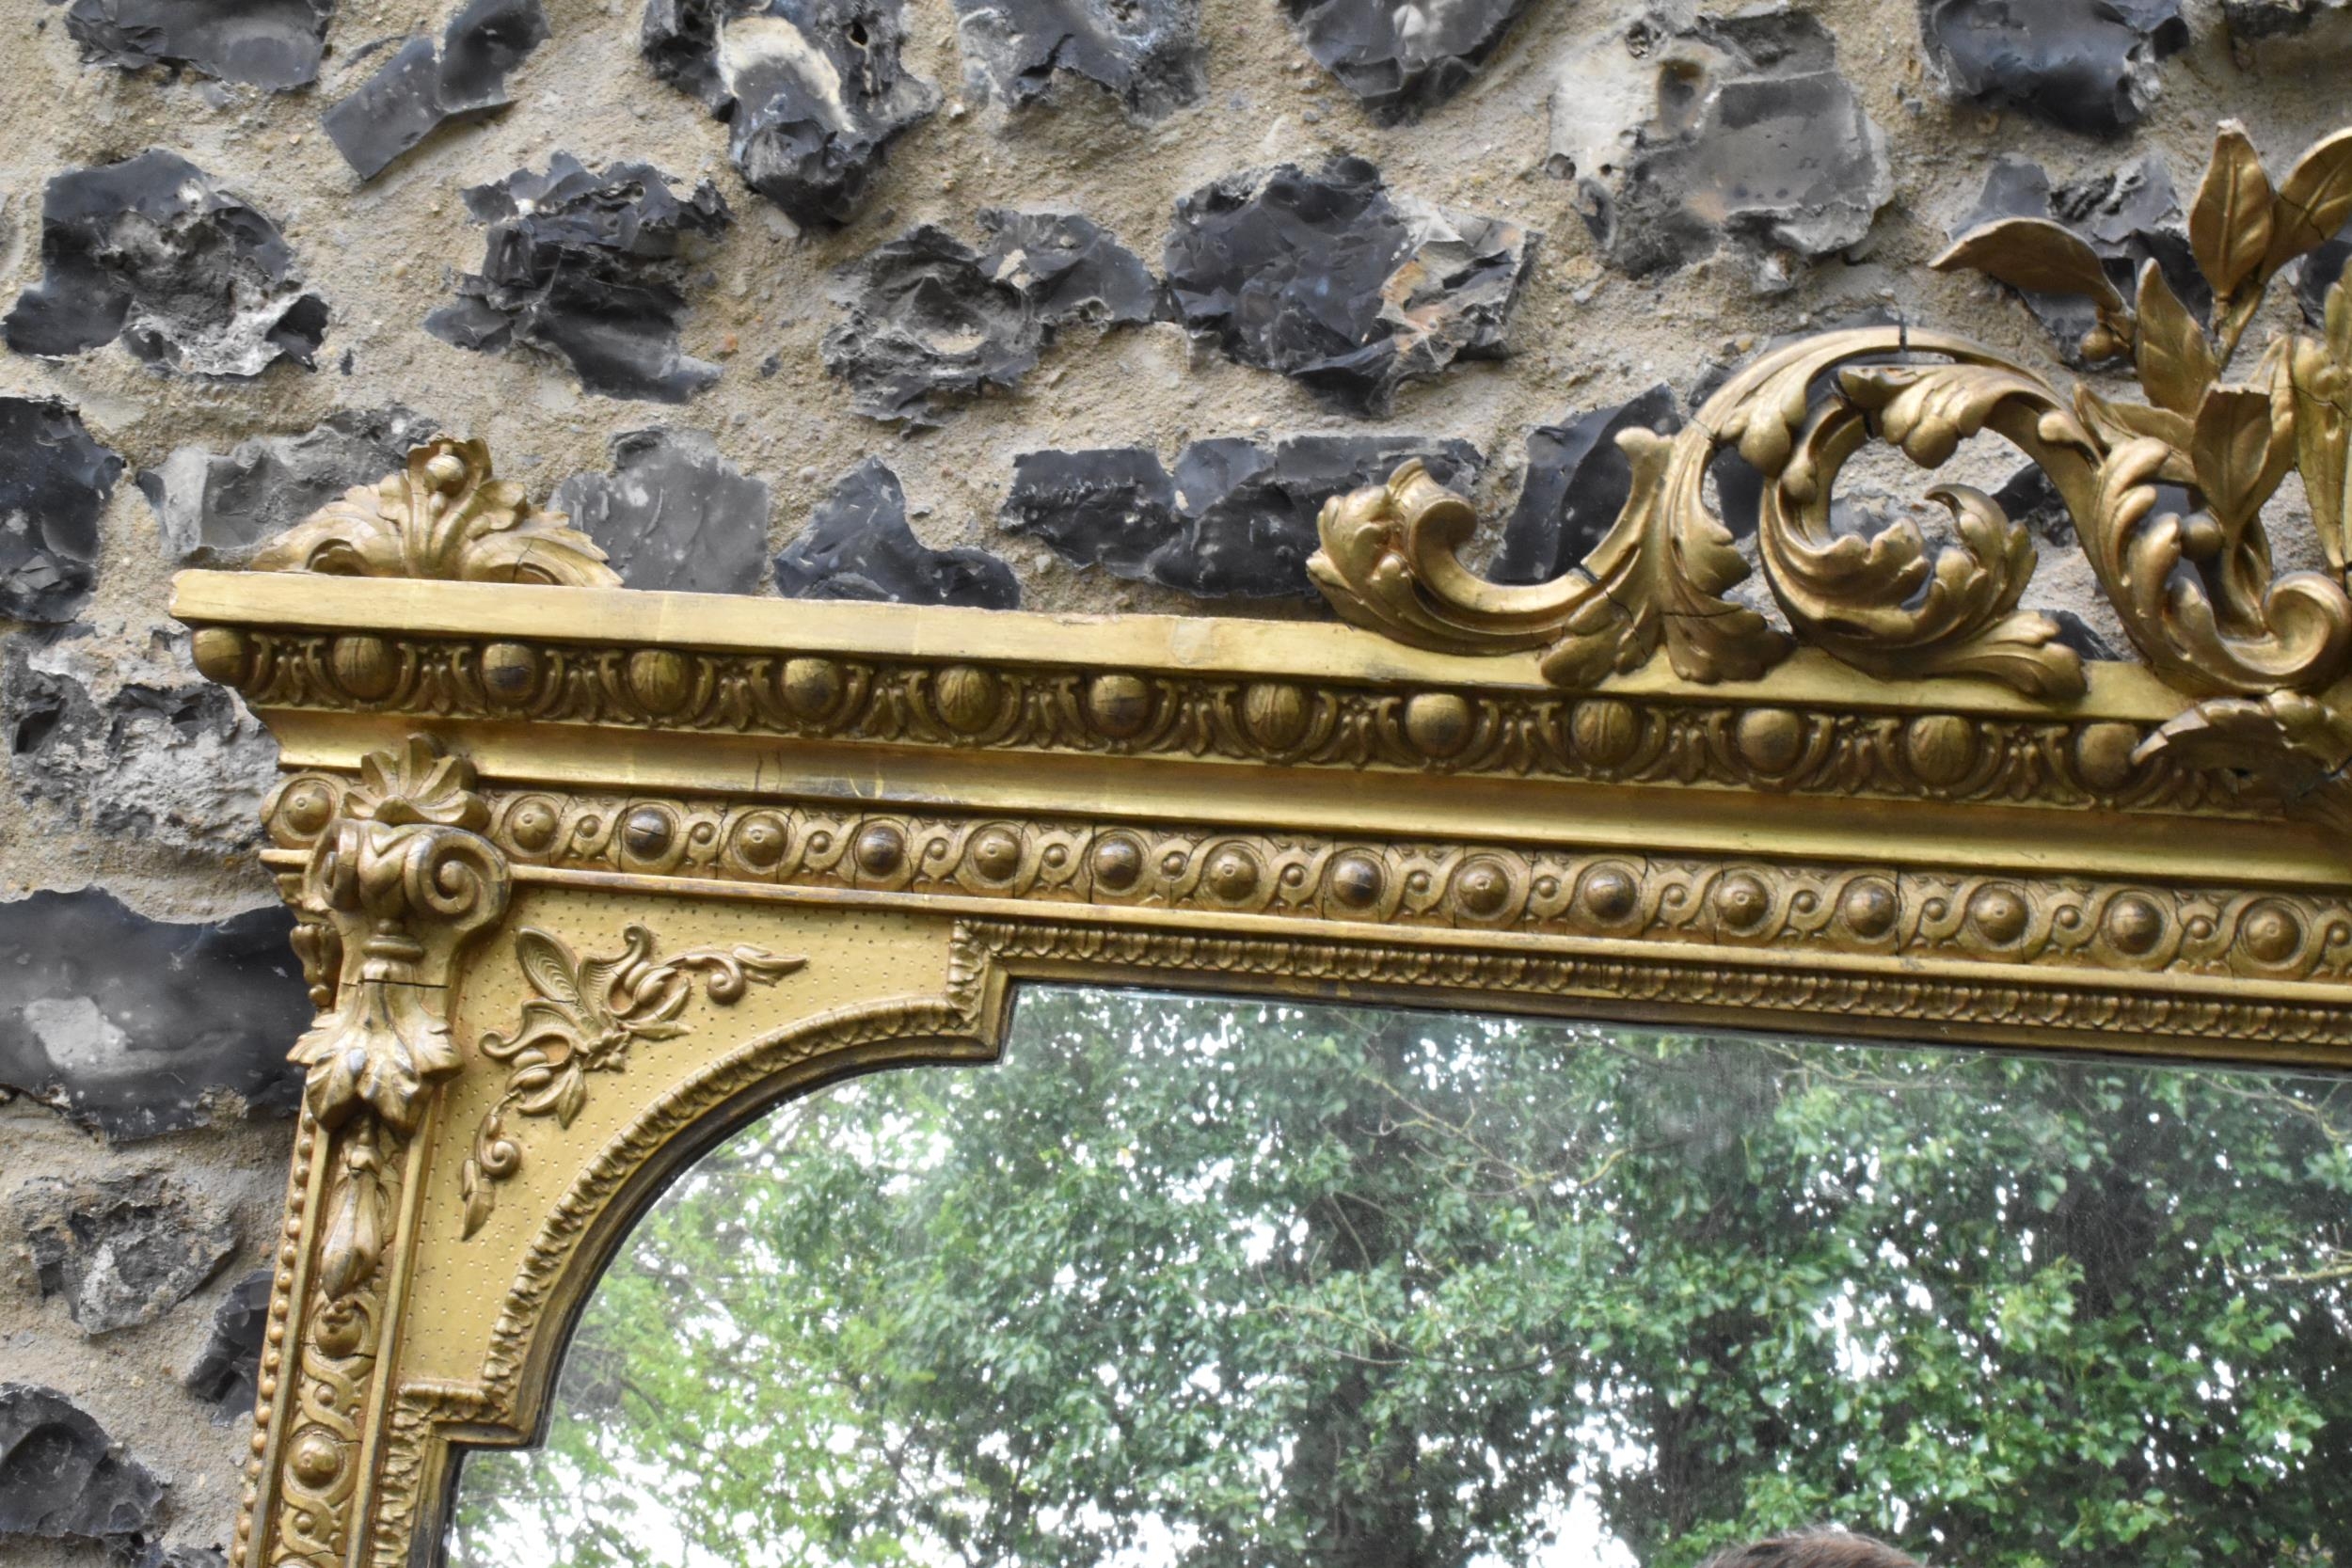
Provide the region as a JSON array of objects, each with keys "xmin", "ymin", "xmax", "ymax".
[{"xmin": 168, "ymin": 570, "xmax": 2192, "ymax": 718}]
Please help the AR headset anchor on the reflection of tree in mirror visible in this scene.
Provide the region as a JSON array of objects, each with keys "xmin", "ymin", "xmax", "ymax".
[{"xmin": 449, "ymin": 989, "xmax": 2352, "ymax": 1568}]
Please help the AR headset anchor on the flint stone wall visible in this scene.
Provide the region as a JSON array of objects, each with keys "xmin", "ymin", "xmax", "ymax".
[{"xmin": 5, "ymin": 0, "xmax": 2349, "ymax": 1560}]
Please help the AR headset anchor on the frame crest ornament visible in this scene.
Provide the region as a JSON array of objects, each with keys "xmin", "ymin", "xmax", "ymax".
[{"xmin": 172, "ymin": 123, "xmax": 2352, "ymax": 1568}]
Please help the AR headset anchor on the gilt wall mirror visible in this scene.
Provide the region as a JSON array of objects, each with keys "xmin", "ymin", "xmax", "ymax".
[{"xmin": 171, "ymin": 121, "xmax": 2352, "ymax": 1568}]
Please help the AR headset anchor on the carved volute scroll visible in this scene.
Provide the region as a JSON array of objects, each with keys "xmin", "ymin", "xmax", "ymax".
[{"xmin": 1310, "ymin": 120, "xmax": 2352, "ymax": 824}]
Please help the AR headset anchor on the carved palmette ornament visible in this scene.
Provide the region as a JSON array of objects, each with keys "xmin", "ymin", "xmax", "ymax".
[
  {"xmin": 250, "ymin": 436, "xmax": 619, "ymax": 587},
  {"xmin": 1311, "ymin": 121, "xmax": 2352, "ymax": 816}
]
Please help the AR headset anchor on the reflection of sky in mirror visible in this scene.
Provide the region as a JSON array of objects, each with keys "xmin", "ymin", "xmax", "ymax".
[{"xmin": 448, "ymin": 987, "xmax": 2352, "ymax": 1568}]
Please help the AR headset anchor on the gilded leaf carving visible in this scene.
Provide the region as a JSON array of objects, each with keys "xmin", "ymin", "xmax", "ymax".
[
  {"xmin": 2073, "ymin": 385, "xmax": 2194, "ymax": 469},
  {"xmin": 250, "ymin": 437, "xmax": 619, "ymax": 587},
  {"xmin": 2135, "ymin": 689, "xmax": 2352, "ymax": 832},
  {"xmin": 2190, "ymin": 384, "xmax": 2291, "ymax": 537},
  {"xmin": 2132, "ymin": 261, "xmax": 2215, "ymax": 418},
  {"xmin": 1930, "ymin": 218, "xmax": 2130, "ymax": 351},
  {"xmin": 1776, "ymin": 359, "xmax": 2083, "ymax": 698},
  {"xmin": 2190, "ymin": 122, "xmax": 2274, "ymax": 308},
  {"xmin": 2289, "ymin": 261, "xmax": 2352, "ymax": 575},
  {"xmin": 2265, "ymin": 127, "xmax": 2352, "ymax": 276}
]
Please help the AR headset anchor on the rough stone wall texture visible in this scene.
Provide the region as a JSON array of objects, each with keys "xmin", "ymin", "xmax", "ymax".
[{"xmin": 4, "ymin": 0, "xmax": 2350, "ymax": 1559}]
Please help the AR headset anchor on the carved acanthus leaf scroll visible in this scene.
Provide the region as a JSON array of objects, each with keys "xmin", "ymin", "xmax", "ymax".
[
  {"xmin": 1311, "ymin": 119, "xmax": 2352, "ymax": 819},
  {"xmin": 250, "ymin": 436, "xmax": 619, "ymax": 586},
  {"xmin": 459, "ymin": 926, "xmax": 803, "ymax": 1236}
]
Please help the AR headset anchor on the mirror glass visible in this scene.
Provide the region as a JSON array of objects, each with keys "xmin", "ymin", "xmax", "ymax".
[{"xmin": 446, "ymin": 987, "xmax": 2352, "ymax": 1568}]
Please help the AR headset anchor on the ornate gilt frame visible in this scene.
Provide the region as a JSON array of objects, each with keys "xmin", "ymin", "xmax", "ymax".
[{"xmin": 174, "ymin": 121, "xmax": 2352, "ymax": 1568}]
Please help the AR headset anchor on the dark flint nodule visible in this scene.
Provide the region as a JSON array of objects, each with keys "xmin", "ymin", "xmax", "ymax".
[
  {"xmin": 2222, "ymin": 0, "xmax": 2349, "ymax": 38},
  {"xmin": 0, "ymin": 400, "xmax": 122, "ymax": 626},
  {"xmin": 12, "ymin": 1171, "xmax": 237, "ymax": 1336},
  {"xmin": 1986, "ymin": 463, "xmax": 2081, "ymax": 548},
  {"xmin": 137, "ymin": 1548, "xmax": 231, "ymax": 1568},
  {"xmin": 823, "ymin": 227, "xmax": 1039, "ymax": 423},
  {"xmin": 1162, "ymin": 157, "xmax": 1534, "ymax": 414},
  {"xmin": 54, "ymin": 0, "xmax": 332, "ymax": 89},
  {"xmin": 5, "ymin": 631, "xmax": 280, "ymax": 859},
  {"xmin": 977, "ymin": 209, "xmax": 1158, "ymax": 325},
  {"xmin": 1951, "ymin": 152, "xmax": 2193, "ymax": 364},
  {"xmin": 0, "ymin": 1385, "xmax": 163, "ymax": 1544},
  {"xmin": 139, "ymin": 406, "xmax": 439, "ymax": 564},
  {"xmin": 1491, "ymin": 386, "xmax": 1681, "ymax": 584},
  {"xmin": 1003, "ymin": 434, "xmax": 1481, "ymax": 599},
  {"xmin": 1553, "ymin": 9, "xmax": 1888, "ymax": 281},
  {"xmin": 552, "ymin": 429, "xmax": 773, "ymax": 594},
  {"xmin": 184, "ymin": 1268, "xmax": 275, "ymax": 1424},
  {"xmin": 823, "ymin": 212, "xmax": 1152, "ymax": 423},
  {"xmin": 953, "ymin": 0, "xmax": 1205, "ymax": 119},
  {"xmin": 2296, "ymin": 219, "xmax": 2352, "ymax": 328},
  {"xmin": 4, "ymin": 150, "xmax": 328, "ymax": 377},
  {"xmin": 1919, "ymin": 0, "xmax": 2186, "ymax": 135},
  {"xmin": 1283, "ymin": 0, "xmax": 1534, "ymax": 121},
  {"xmin": 425, "ymin": 153, "xmax": 732, "ymax": 403},
  {"xmin": 776, "ymin": 459, "xmax": 1020, "ymax": 608},
  {"xmin": 642, "ymin": 0, "xmax": 936, "ymax": 229},
  {"xmin": 323, "ymin": 0, "xmax": 551, "ymax": 180},
  {"xmin": 1001, "ymin": 448, "xmax": 1176, "ymax": 578},
  {"xmin": 2047, "ymin": 609, "xmax": 2120, "ymax": 661},
  {"xmin": 0, "ymin": 890, "xmax": 309, "ymax": 1141}
]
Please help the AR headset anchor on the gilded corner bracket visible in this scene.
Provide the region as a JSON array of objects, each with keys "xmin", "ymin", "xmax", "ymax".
[{"xmin": 167, "ymin": 117, "xmax": 2352, "ymax": 1568}]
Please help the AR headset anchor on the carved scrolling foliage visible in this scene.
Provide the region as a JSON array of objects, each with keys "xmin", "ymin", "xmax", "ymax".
[
  {"xmin": 460, "ymin": 927, "xmax": 803, "ymax": 1235},
  {"xmin": 1310, "ymin": 122, "xmax": 2352, "ymax": 816}
]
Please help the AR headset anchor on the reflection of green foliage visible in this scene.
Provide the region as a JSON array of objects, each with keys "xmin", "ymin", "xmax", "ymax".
[{"xmin": 450, "ymin": 990, "xmax": 2352, "ymax": 1568}]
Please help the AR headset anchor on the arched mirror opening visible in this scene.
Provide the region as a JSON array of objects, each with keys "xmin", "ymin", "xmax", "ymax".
[{"xmin": 442, "ymin": 987, "xmax": 2352, "ymax": 1568}]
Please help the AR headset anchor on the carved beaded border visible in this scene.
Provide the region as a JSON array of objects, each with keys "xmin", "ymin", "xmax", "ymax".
[
  {"xmin": 235, "ymin": 1111, "xmax": 322, "ymax": 1567},
  {"xmin": 260, "ymin": 771, "xmax": 2352, "ymax": 988},
  {"xmin": 193, "ymin": 627, "xmax": 2246, "ymax": 815}
]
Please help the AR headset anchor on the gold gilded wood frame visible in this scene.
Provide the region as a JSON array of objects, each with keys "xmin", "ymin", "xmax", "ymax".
[{"xmin": 172, "ymin": 121, "xmax": 2352, "ymax": 1568}]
